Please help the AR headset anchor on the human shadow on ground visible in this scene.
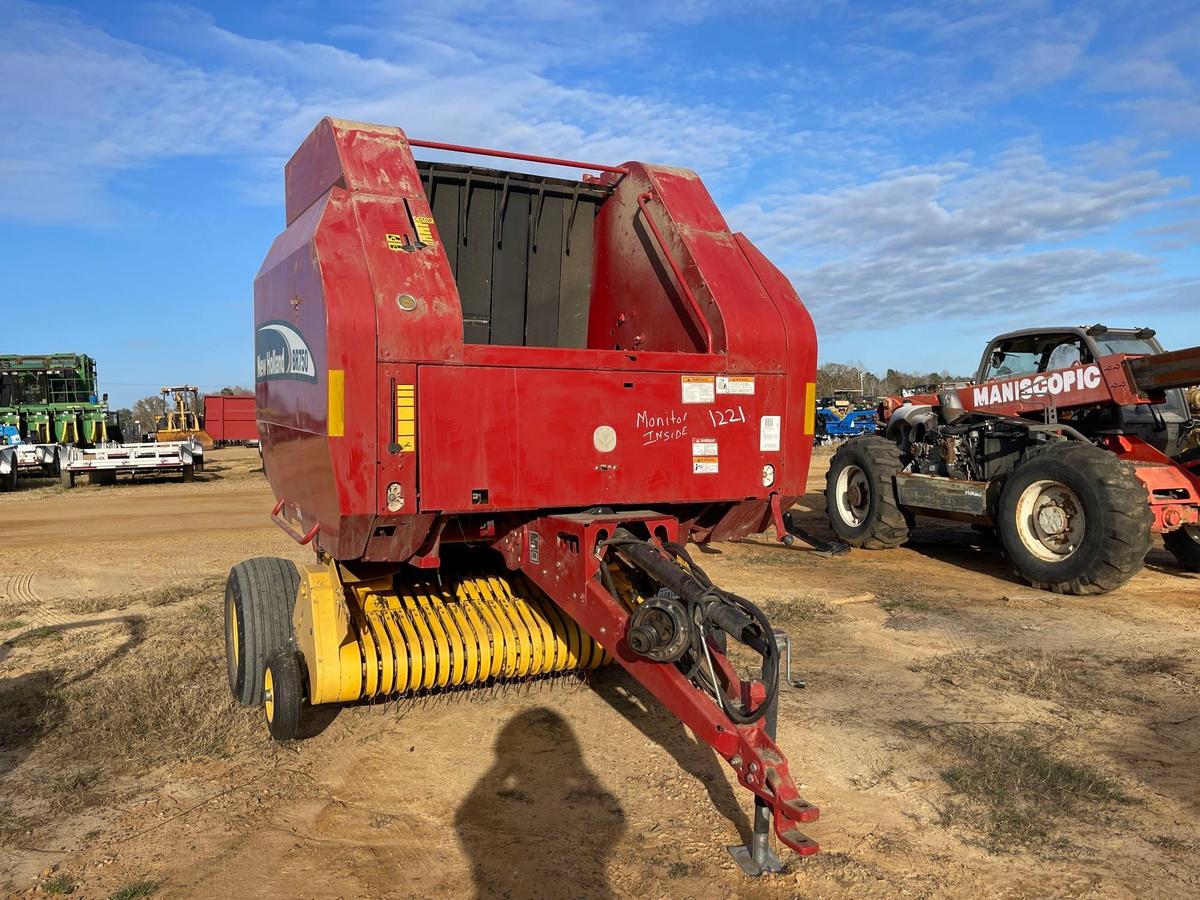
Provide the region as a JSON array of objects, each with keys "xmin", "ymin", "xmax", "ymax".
[
  {"xmin": 0, "ymin": 615, "xmax": 146, "ymax": 784},
  {"xmin": 455, "ymin": 707, "xmax": 626, "ymax": 899}
]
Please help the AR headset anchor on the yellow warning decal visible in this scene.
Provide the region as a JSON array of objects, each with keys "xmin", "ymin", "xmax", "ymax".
[
  {"xmin": 386, "ymin": 233, "xmax": 406, "ymax": 251},
  {"xmin": 413, "ymin": 216, "xmax": 437, "ymax": 245},
  {"xmin": 396, "ymin": 383, "xmax": 415, "ymax": 452},
  {"xmin": 804, "ymin": 382, "xmax": 816, "ymax": 435}
]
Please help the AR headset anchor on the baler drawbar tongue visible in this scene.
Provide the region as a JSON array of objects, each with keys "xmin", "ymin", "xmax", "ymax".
[{"xmin": 601, "ymin": 528, "xmax": 820, "ymax": 868}]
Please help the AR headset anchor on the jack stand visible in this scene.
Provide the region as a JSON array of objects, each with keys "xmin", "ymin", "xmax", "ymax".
[
  {"xmin": 768, "ymin": 494, "xmax": 849, "ymax": 556},
  {"xmin": 781, "ymin": 510, "xmax": 849, "ymax": 556},
  {"xmin": 728, "ymin": 696, "xmax": 785, "ymax": 876}
]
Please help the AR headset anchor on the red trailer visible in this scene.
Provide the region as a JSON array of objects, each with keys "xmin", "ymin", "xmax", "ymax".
[{"xmin": 203, "ymin": 394, "xmax": 258, "ymax": 445}]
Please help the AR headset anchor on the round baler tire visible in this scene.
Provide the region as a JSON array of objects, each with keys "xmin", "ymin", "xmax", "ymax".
[
  {"xmin": 997, "ymin": 442, "xmax": 1152, "ymax": 595},
  {"xmin": 225, "ymin": 557, "xmax": 300, "ymax": 706},
  {"xmin": 264, "ymin": 646, "xmax": 304, "ymax": 742},
  {"xmin": 825, "ymin": 435, "xmax": 910, "ymax": 549}
]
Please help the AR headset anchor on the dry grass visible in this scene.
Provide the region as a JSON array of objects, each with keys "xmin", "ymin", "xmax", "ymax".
[
  {"xmin": 896, "ymin": 720, "xmax": 1131, "ymax": 850},
  {"xmin": 910, "ymin": 648, "xmax": 1165, "ymax": 712},
  {"xmin": 1115, "ymin": 654, "xmax": 1187, "ymax": 677},
  {"xmin": 6, "ymin": 625, "xmax": 64, "ymax": 647},
  {"xmin": 109, "ymin": 880, "xmax": 162, "ymax": 899},
  {"xmin": 0, "ymin": 669, "xmax": 63, "ymax": 750},
  {"xmin": 0, "ymin": 799, "xmax": 39, "ymax": 846},
  {"xmin": 65, "ymin": 576, "xmax": 225, "ymax": 615},
  {"xmin": 757, "ymin": 596, "xmax": 837, "ymax": 624},
  {"xmin": 0, "ymin": 617, "xmax": 23, "ymax": 631},
  {"xmin": 40, "ymin": 872, "xmax": 77, "ymax": 895},
  {"xmin": 49, "ymin": 600, "xmax": 260, "ymax": 768},
  {"xmin": 47, "ymin": 766, "xmax": 103, "ymax": 812},
  {"xmin": 878, "ymin": 592, "xmax": 933, "ymax": 614}
]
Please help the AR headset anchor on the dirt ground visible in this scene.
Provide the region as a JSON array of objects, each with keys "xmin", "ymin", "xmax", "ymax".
[{"xmin": 1, "ymin": 447, "xmax": 1197, "ymax": 899}]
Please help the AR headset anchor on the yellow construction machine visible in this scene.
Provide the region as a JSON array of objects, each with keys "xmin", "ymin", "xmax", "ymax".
[{"xmin": 155, "ymin": 385, "xmax": 214, "ymax": 450}]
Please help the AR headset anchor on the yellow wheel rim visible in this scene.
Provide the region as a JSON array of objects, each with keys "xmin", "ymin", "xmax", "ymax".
[
  {"xmin": 228, "ymin": 600, "xmax": 240, "ymax": 670},
  {"xmin": 264, "ymin": 667, "xmax": 275, "ymax": 722}
]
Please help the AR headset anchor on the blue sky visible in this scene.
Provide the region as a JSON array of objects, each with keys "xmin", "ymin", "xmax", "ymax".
[{"xmin": 3, "ymin": 0, "xmax": 1198, "ymax": 406}]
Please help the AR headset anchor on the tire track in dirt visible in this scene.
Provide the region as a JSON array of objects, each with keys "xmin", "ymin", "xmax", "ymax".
[
  {"xmin": 7, "ymin": 570, "xmax": 41, "ymax": 605},
  {"xmin": 4, "ymin": 569, "xmax": 82, "ymax": 627}
]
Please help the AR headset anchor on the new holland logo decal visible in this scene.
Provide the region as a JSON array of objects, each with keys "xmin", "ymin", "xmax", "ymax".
[{"xmin": 255, "ymin": 321, "xmax": 318, "ymax": 383}]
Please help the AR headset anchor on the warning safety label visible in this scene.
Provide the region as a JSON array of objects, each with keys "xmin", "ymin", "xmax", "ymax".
[
  {"xmin": 716, "ymin": 375, "xmax": 755, "ymax": 395},
  {"xmin": 682, "ymin": 375, "xmax": 716, "ymax": 404}
]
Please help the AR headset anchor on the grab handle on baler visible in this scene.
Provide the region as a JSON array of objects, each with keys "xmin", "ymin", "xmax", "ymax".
[
  {"xmin": 406, "ymin": 137, "xmax": 629, "ymax": 175},
  {"xmin": 271, "ymin": 498, "xmax": 320, "ymax": 546},
  {"xmin": 636, "ymin": 190, "xmax": 715, "ymax": 354}
]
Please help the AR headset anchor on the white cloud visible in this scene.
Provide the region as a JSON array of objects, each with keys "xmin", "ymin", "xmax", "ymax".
[
  {"xmin": 728, "ymin": 144, "xmax": 1189, "ymax": 333},
  {"xmin": 0, "ymin": 0, "xmax": 1195, "ymax": 357},
  {"xmin": 0, "ymin": 1, "xmax": 768, "ymax": 222}
]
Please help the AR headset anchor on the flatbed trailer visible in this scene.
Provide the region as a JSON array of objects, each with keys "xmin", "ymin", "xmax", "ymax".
[
  {"xmin": 58, "ymin": 439, "xmax": 202, "ymax": 487},
  {"xmin": 12, "ymin": 443, "xmax": 59, "ymax": 476},
  {"xmin": 0, "ymin": 446, "xmax": 16, "ymax": 491}
]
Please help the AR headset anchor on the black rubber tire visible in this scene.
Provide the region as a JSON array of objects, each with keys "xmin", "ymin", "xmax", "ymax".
[
  {"xmin": 225, "ymin": 558, "xmax": 300, "ymax": 706},
  {"xmin": 1164, "ymin": 526, "xmax": 1200, "ymax": 572},
  {"xmin": 264, "ymin": 647, "xmax": 303, "ymax": 742},
  {"xmin": 825, "ymin": 435, "xmax": 910, "ymax": 549},
  {"xmin": 59, "ymin": 464, "xmax": 74, "ymax": 489},
  {"xmin": 182, "ymin": 464, "xmax": 195, "ymax": 483},
  {"xmin": 997, "ymin": 442, "xmax": 1152, "ymax": 595},
  {"xmin": 1, "ymin": 461, "xmax": 16, "ymax": 493}
]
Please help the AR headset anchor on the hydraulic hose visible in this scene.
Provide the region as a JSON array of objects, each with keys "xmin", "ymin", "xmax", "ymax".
[{"xmin": 603, "ymin": 529, "xmax": 780, "ymax": 724}]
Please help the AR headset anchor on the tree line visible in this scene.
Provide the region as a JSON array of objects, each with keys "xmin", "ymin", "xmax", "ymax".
[{"xmin": 816, "ymin": 363, "xmax": 973, "ymax": 400}]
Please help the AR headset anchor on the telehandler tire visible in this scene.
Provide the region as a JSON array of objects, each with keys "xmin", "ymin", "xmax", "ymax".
[
  {"xmin": 998, "ymin": 442, "xmax": 1152, "ymax": 595},
  {"xmin": 1164, "ymin": 526, "xmax": 1200, "ymax": 572},
  {"xmin": 825, "ymin": 435, "xmax": 910, "ymax": 549},
  {"xmin": 225, "ymin": 557, "xmax": 300, "ymax": 706}
]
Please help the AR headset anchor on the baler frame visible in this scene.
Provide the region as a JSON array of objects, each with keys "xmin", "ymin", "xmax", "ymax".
[{"xmin": 237, "ymin": 119, "xmax": 826, "ymax": 873}]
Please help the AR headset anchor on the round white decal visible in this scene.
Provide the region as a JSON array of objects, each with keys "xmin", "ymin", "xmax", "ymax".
[{"xmin": 593, "ymin": 425, "xmax": 617, "ymax": 453}]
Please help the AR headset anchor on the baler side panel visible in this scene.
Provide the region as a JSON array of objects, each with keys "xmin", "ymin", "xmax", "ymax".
[
  {"xmin": 351, "ymin": 193, "xmax": 464, "ymax": 366},
  {"xmin": 589, "ymin": 165, "xmax": 792, "ymax": 376},
  {"xmin": 365, "ymin": 361, "xmax": 437, "ymax": 561},
  {"xmin": 735, "ymin": 234, "xmax": 819, "ymax": 499},
  {"xmin": 590, "ymin": 170, "xmax": 719, "ymax": 355},
  {"xmin": 644, "ymin": 167, "xmax": 792, "ymax": 374},
  {"xmin": 418, "ymin": 366, "xmax": 786, "ymax": 514},
  {"xmin": 255, "ymin": 196, "xmax": 335, "ymax": 544},
  {"xmin": 256, "ymin": 189, "xmax": 376, "ymax": 561}
]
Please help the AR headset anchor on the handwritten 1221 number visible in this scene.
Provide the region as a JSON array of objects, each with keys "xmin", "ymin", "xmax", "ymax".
[{"xmin": 708, "ymin": 406, "xmax": 746, "ymax": 428}]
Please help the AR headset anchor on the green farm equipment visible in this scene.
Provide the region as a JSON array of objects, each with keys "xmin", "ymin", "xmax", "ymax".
[{"xmin": 0, "ymin": 354, "xmax": 118, "ymax": 447}]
